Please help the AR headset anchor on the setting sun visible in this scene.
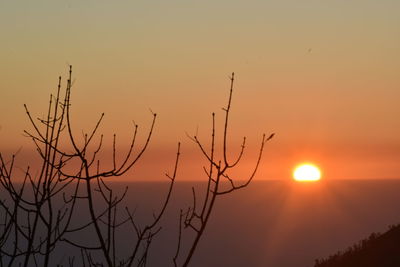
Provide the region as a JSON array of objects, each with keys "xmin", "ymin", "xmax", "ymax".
[{"xmin": 293, "ymin": 163, "xmax": 322, "ymax": 182}]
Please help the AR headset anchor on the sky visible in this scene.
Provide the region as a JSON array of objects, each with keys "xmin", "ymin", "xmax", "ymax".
[{"xmin": 1, "ymin": 0, "xmax": 399, "ymax": 181}]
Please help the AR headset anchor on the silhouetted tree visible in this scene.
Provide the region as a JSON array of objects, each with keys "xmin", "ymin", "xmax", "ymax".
[
  {"xmin": 173, "ymin": 73, "xmax": 273, "ymax": 266},
  {"xmin": 0, "ymin": 67, "xmax": 272, "ymax": 266}
]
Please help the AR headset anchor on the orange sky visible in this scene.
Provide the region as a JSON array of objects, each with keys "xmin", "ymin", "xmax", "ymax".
[{"xmin": 1, "ymin": 1, "xmax": 399, "ymax": 180}]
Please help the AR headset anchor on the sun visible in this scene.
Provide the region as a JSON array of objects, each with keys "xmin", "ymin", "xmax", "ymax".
[{"xmin": 293, "ymin": 163, "xmax": 321, "ymax": 182}]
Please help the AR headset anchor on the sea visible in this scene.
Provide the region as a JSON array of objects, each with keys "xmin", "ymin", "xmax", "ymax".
[
  {"xmin": 2, "ymin": 179, "xmax": 400, "ymax": 266},
  {"xmin": 146, "ymin": 179, "xmax": 400, "ymax": 267}
]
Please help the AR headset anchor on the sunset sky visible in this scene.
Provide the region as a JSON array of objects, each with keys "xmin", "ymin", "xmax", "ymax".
[{"xmin": 1, "ymin": 1, "xmax": 399, "ymax": 180}]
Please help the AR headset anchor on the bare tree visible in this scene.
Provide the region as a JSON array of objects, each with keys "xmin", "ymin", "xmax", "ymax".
[
  {"xmin": 0, "ymin": 68, "xmax": 272, "ymax": 267},
  {"xmin": 0, "ymin": 71, "xmax": 82, "ymax": 267},
  {"xmin": 174, "ymin": 73, "xmax": 274, "ymax": 266},
  {"xmin": 0, "ymin": 66, "xmax": 180, "ymax": 267}
]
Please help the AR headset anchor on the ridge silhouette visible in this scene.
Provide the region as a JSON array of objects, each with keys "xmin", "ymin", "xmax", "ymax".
[{"xmin": 314, "ymin": 224, "xmax": 400, "ymax": 267}]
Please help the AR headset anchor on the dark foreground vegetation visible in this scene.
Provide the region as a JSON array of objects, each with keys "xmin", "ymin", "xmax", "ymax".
[{"xmin": 314, "ymin": 224, "xmax": 400, "ymax": 267}]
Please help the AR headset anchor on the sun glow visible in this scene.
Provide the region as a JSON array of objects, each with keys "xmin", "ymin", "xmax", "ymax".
[{"xmin": 293, "ymin": 163, "xmax": 321, "ymax": 182}]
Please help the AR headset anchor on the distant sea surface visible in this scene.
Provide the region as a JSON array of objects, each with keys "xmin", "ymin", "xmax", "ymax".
[
  {"xmin": 3, "ymin": 179, "xmax": 400, "ymax": 266},
  {"xmin": 117, "ymin": 179, "xmax": 400, "ymax": 267}
]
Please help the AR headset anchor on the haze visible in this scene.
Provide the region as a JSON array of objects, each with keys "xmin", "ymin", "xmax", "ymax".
[{"xmin": 1, "ymin": 0, "xmax": 399, "ymax": 181}]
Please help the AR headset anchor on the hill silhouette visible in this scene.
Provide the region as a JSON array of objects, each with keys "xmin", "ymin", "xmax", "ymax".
[{"xmin": 314, "ymin": 224, "xmax": 400, "ymax": 267}]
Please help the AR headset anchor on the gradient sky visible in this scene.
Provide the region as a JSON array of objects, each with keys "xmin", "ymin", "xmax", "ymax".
[{"xmin": 1, "ymin": 0, "xmax": 399, "ymax": 180}]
